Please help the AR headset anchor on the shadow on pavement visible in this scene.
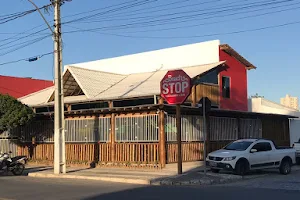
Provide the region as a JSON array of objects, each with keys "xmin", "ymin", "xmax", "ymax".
[
  {"xmin": 0, "ymin": 165, "xmax": 52, "ymax": 177},
  {"xmin": 67, "ymin": 167, "xmax": 92, "ymax": 173},
  {"xmin": 81, "ymin": 184, "xmax": 300, "ymax": 200}
]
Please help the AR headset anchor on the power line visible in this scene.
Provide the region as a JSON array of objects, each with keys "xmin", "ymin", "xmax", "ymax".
[
  {"xmin": 0, "ymin": 51, "xmax": 53, "ymax": 66},
  {"xmin": 0, "ymin": 33, "xmax": 51, "ymax": 52},
  {"xmin": 79, "ymin": 0, "xmax": 232, "ymax": 22},
  {"xmin": 0, "ymin": 3, "xmax": 52, "ymax": 25},
  {"xmin": 119, "ymin": 2, "xmax": 300, "ymax": 33},
  {"xmin": 64, "ymin": 20, "xmax": 300, "ymax": 39},
  {"xmin": 0, "ymin": 28, "xmax": 49, "ymax": 47},
  {"xmin": 72, "ymin": 0, "xmax": 293, "ymax": 24},
  {"xmin": 62, "ymin": 0, "xmax": 158, "ymax": 24},
  {"xmin": 0, "ymin": 35, "xmax": 51, "ymax": 57},
  {"xmin": 61, "ymin": 0, "xmax": 145, "ymax": 19},
  {"xmin": 0, "ymin": 1, "xmax": 153, "ymax": 37},
  {"xmin": 81, "ymin": 0, "xmax": 219, "ymax": 21},
  {"xmin": 64, "ymin": 0, "xmax": 297, "ymax": 32}
]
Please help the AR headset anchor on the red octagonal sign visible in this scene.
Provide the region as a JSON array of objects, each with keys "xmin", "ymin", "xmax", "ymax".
[{"xmin": 160, "ymin": 69, "xmax": 191, "ymax": 105}]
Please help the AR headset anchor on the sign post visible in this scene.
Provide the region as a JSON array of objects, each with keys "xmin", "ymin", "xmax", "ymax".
[
  {"xmin": 176, "ymin": 104, "xmax": 182, "ymax": 174},
  {"xmin": 199, "ymin": 97, "xmax": 211, "ymax": 176},
  {"xmin": 160, "ymin": 70, "xmax": 191, "ymax": 175}
]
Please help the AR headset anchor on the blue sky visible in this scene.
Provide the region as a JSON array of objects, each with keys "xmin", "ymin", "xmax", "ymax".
[{"xmin": 0, "ymin": 0, "xmax": 299, "ymax": 103}]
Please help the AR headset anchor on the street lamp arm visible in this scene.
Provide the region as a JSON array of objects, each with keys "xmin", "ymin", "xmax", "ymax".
[{"xmin": 27, "ymin": 0, "xmax": 55, "ymax": 35}]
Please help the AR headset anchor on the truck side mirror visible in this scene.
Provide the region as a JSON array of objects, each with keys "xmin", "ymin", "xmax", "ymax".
[{"xmin": 250, "ymin": 149, "xmax": 257, "ymax": 153}]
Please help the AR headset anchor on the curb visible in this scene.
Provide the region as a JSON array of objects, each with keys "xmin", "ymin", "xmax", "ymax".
[
  {"xmin": 152, "ymin": 177, "xmax": 242, "ymax": 186},
  {"xmin": 151, "ymin": 172, "xmax": 243, "ymax": 186},
  {"xmin": 28, "ymin": 173, "xmax": 150, "ymax": 185}
]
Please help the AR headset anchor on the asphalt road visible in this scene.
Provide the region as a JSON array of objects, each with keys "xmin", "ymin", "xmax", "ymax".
[{"xmin": 1, "ymin": 171, "xmax": 300, "ymax": 200}]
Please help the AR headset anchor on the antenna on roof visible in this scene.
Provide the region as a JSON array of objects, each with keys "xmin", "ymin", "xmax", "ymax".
[{"xmin": 156, "ymin": 64, "xmax": 163, "ymax": 71}]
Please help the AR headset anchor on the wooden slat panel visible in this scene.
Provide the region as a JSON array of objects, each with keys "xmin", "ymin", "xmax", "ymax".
[
  {"xmin": 110, "ymin": 143, "xmax": 159, "ymax": 164},
  {"xmin": 167, "ymin": 142, "xmax": 204, "ymax": 163},
  {"xmin": 195, "ymin": 84, "xmax": 219, "ymax": 106},
  {"xmin": 17, "ymin": 143, "xmax": 98, "ymax": 163},
  {"xmin": 186, "ymin": 84, "xmax": 219, "ymax": 105},
  {"xmin": 262, "ymin": 118, "xmax": 290, "ymax": 146},
  {"xmin": 99, "ymin": 143, "xmax": 112, "ymax": 162}
]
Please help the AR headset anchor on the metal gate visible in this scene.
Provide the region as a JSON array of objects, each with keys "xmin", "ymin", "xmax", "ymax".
[{"xmin": 0, "ymin": 139, "xmax": 18, "ymax": 157}]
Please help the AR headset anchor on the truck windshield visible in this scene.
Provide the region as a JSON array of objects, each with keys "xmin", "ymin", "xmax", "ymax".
[{"xmin": 224, "ymin": 141, "xmax": 253, "ymax": 151}]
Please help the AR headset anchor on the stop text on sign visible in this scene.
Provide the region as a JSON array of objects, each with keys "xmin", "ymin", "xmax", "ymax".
[{"xmin": 162, "ymin": 75, "xmax": 189, "ymax": 95}]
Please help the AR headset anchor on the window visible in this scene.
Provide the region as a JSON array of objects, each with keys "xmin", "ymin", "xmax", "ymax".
[
  {"xmin": 251, "ymin": 142, "xmax": 272, "ymax": 152},
  {"xmin": 222, "ymin": 76, "xmax": 230, "ymax": 98},
  {"xmin": 223, "ymin": 141, "xmax": 253, "ymax": 151},
  {"xmin": 196, "ymin": 69, "xmax": 218, "ymax": 85}
]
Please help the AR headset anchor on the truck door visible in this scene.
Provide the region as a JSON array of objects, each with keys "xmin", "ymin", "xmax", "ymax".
[{"xmin": 249, "ymin": 142, "xmax": 272, "ymax": 169}]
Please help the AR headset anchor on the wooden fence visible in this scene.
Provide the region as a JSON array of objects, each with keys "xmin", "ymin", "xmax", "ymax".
[
  {"xmin": 18, "ymin": 143, "xmax": 97, "ymax": 163},
  {"xmin": 167, "ymin": 142, "xmax": 204, "ymax": 163},
  {"xmin": 114, "ymin": 143, "xmax": 159, "ymax": 164},
  {"xmin": 17, "ymin": 142, "xmax": 160, "ymax": 167},
  {"xmin": 11, "ymin": 112, "xmax": 291, "ymax": 168}
]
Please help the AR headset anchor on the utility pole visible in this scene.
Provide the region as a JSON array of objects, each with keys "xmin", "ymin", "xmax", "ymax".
[
  {"xmin": 53, "ymin": 0, "xmax": 66, "ymax": 174},
  {"xmin": 27, "ymin": 0, "xmax": 66, "ymax": 174}
]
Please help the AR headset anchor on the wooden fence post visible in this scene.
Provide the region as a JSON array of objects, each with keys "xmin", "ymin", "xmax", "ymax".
[
  {"xmin": 158, "ymin": 97, "xmax": 166, "ymax": 167},
  {"xmin": 111, "ymin": 113, "xmax": 116, "ymax": 163},
  {"xmin": 159, "ymin": 109, "xmax": 166, "ymax": 168},
  {"xmin": 206, "ymin": 114, "xmax": 211, "ymax": 156},
  {"xmin": 191, "ymin": 85, "xmax": 196, "ymax": 107},
  {"xmin": 237, "ymin": 117, "xmax": 241, "ymax": 139}
]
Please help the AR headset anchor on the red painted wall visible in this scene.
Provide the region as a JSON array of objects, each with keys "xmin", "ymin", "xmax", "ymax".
[
  {"xmin": 0, "ymin": 75, "xmax": 53, "ymax": 99},
  {"xmin": 219, "ymin": 49, "xmax": 248, "ymax": 111}
]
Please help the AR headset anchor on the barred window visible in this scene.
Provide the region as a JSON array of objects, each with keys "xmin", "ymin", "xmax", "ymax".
[
  {"xmin": 166, "ymin": 115, "xmax": 203, "ymax": 142},
  {"xmin": 115, "ymin": 115, "xmax": 159, "ymax": 142},
  {"xmin": 65, "ymin": 118, "xmax": 110, "ymax": 142}
]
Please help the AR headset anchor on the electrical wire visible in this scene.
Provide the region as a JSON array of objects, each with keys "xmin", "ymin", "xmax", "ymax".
[
  {"xmin": 70, "ymin": 0, "xmax": 220, "ymax": 22},
  {"xmin": 63, "ymin": 0, "xmax": 158, "ymax": 24},
  {"xmin": 78, "ymin": 0, "xmax": 238, "ymax": 22},
  {"xmin": 0, "ymin": 35, "xmax": 51, "ymax": 57},
  {"xmin": 70, "ymin": 0, "xmax": 294, "ymax": 24},
  {"xmin": 0, "ymin": 24, "xmax": 48, "ymax": 43},
  {"xmin": 64, "ymin": 20, "xmax": 300, "ymax": 39},
  {"xmin": 64, "ymin": 0, "xmax": 298, "ymax": 32},
  {"xmin": 119, "ymin": 2, "xmax": 300, "ymax": 33},
  {"xmin": 0, "ymin": 28, "xmax": 49, "ymax": 47},
  {"xmin": 0, "ymin": 51, "xmax": 53, "ymax": 66},
  {"xmin": 61, "ymin": 0, "xmax": 146, "ymax": 19},
  {"xmin": 0, "ymin": 3, "xmax": 52, "ymax": 25}
]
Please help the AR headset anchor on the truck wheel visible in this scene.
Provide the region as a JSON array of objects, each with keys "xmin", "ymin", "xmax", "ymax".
[
  {"xmin": 279, "ymin": 159, "xmax": 292, "ymax": 175},
  {"xmin": 211, "ymin": 168, "xmax": 220, "ymax": 173},
  {"xmin": 234, "ymin": 160, "xmax": 248, "ymax": 176}
]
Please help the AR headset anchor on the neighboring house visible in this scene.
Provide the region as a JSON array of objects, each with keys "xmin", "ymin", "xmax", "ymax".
[
  {"xmin": 0, "ymin": 75, "xmax": 53, "ymax": 99},
  {"xmin": 19, "ymin": 40, "xmax": 255, "ymax": 112},
  {"xmin": 248, "ymin": 97, "xmax": 300, "ymax": 117}
]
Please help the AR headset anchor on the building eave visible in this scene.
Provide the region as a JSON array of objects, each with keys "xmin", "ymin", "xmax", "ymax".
[{"xmin": 220, "ymin": 44, "xmax": 256, "ymax": 70}]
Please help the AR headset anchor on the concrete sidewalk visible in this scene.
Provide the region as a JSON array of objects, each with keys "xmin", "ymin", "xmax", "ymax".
[
  {"xmin": 27, "ymin": 163, "xmax": 300, "ymax": 185},
  {"xmin": 26, "ymin": 162, "xmax": 206, "ymax": 185}
]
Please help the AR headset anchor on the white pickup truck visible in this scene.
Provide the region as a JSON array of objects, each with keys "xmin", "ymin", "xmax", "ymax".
[{"xmin": 206, "ymin": 139, "xmax": 296, "ymax": 175}]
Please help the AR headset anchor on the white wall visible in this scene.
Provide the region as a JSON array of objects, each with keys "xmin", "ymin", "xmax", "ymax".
[
  {"xmin": 68, "ymin": 40, "xmax": 220, "ymax": 74},
  {"xmin": 289, "ymin": 119, "xmax": 300, "ymax": 146},
  {"xmin": 248, "ymin": 97, "xmax": 300, "ymax": 117}
]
